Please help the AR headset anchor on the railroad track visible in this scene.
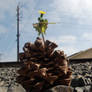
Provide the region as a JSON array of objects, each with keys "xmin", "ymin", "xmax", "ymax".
[{"xmin": 0, "ymin": 62, "xmax": 23, "ymax": 68}]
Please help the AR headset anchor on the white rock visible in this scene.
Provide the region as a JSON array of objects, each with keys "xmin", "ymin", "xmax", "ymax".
[
  {"xmin": 0, "ymin": 81, "xmax": 5, "ymax": 86},
  {"xmin": 10, "ymin": 85, "xmax": 26, "ymax": 92},
  {"xmin": 0, "ymin": 87, "xmax": 8, "ymax": 92}
]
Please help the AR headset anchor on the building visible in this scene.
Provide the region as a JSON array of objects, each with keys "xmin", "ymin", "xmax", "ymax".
[{"xmin": 68, "ymin": 48, "xmax": 92, "ymax": 63}]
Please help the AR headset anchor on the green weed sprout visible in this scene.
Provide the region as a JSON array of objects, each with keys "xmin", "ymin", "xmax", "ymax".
[{"xmin": 33, "ymin": 10, "xmax": 48, "ymax": 42}]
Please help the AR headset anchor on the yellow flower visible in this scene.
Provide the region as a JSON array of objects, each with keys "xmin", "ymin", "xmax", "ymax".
[{"xmin": 39, "ymin": 10, "xmax": 46, "ymax": 14}]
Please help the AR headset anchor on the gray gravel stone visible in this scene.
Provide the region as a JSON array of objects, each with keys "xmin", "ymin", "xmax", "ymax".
[{"xmin": 45, "ymin": 85, "xmax": 74, "ymax": 92}]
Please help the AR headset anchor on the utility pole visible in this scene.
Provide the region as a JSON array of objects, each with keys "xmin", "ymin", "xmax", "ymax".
[{"xmin": 17, "ymin": 5, "xmax": 20, "ymax": 62}]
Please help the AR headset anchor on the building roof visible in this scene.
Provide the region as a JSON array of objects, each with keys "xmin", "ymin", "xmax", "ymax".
[{"xmin": 68, "ymin": 48, "xmax": 92, "ymax": 59}]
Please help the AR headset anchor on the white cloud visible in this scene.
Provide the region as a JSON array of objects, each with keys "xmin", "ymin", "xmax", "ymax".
[
  {"xmin": 82, "ymin": 32, "xmax": 92, "ymax": 41},
  {"xmin": 0, "ymin": 0, "xmax": 17, "ymax": 16},
  {"xmin": 47, "ymin": 35, "xmax": 78, "ymax": 55},
  {"xmin": 51, "ymin": 0, "xmax": 92, "ymax": 23},
  {"xmin": 17, "ymin": 0, "xmax": 36, "ymax": 34},
  {"xmin": 1, "ymin": 47, "xmax": 17, "ymax": 62},
  {"xmin": 0, "ymin": 25, "xmax": 8, "ymax": 34},
  {"xmin": 47, "ymin": 11, "xmax": 61, "ymax": 22},
  {"xmin": 48, "ymin": 35, "xmax": 77, "ymax": 44},
  {"xmin": 0, "ymin": 13, "xmax": 5, "ymax": 21},
  {"xmin": 0, "ymin": 0, "xmax": 37, "ymax": 61},
  {"xmin": 0, "ymin": 0, "xmax": 36, "ymax": 22},
  {"xmin": 59, "ymin": 46, "xmax": 78, "ymax": 56},
  {"xmin": 59, "ymin": 35, "xmax": 76, "ymax": 43},
  {"xmin": 1, "ymin": 0, "xmax": 91, "ymax": 61}
]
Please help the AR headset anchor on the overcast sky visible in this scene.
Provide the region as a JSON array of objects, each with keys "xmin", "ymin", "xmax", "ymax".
[{"xmin": 0, "ymin": 0, "xmax": 92, "ymax": 61}]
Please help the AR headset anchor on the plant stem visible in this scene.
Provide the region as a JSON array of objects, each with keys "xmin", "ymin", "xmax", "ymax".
[
  {"xmin": 42, "ymin": 33, "xmax": 45, "ymax": 46},
  {"xmin": 42, "ymin": 33, "xmax": 45, "ymax": 42}
]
